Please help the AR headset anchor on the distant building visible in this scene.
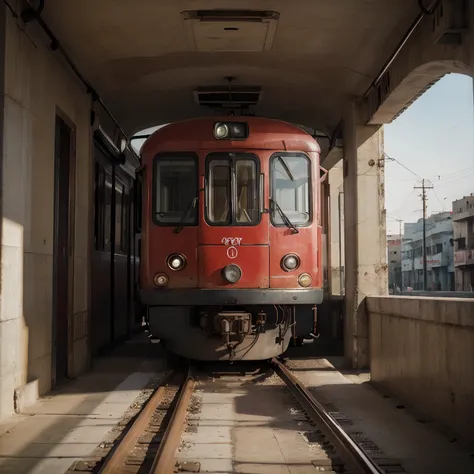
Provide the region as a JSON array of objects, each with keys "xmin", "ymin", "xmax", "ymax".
[
  {"xmin": 452, "ymin": 195, "xmax": 474, "ymax": 291},
  {"xmin": 387, "ymin": 234, "xmax": 402, "ymax": 292},
  {"xmin": 401, "ymin": 212, "xmax": 454, "ymax": 291}
]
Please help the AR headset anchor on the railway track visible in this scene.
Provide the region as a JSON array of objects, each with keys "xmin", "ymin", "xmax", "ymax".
[
  {"xmin": 92, "ymin": 359, "xmax": 390, "ymax": 474},
  {"xmin": 97, "ymin": 368, "xmax": 195, "ymax": 474},
  {"xmin": 271, "ymin": 358, "xmax": 385, "ymax": 474}
]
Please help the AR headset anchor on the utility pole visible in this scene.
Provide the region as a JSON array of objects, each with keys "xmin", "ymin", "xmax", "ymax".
[
  {"xmin": 395, "ymin": 218, "xmax": 403, "ymax": 239},
  {"xmin": 395, "ymin": 218, "xmax": 403, "ymax": 291},
  {"xmin": 414, "ymin": 179, "xmax": 433, "ymax": 290}
]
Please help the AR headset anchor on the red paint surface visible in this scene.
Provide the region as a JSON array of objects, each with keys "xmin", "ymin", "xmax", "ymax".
[
  {"xmin": 140, "ymin": 117, "xmax": 323, "ymax": 293},
  {"xmin": 198, "ymin": 245, "xmax": 269, "ymax": 288}
]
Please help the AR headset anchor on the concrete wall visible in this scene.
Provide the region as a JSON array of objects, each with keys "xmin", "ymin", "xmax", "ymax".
[
  {"xmin": 367, "ymin": 296, "xmax": 474, "ymax": 443},
  {"xmin": 0, "ymin": 6, "xmax": 92, "ymax": 421}
]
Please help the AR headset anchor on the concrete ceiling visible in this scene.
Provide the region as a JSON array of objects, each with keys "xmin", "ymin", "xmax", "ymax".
[{"xmin": 40, "ymin": 1, "xmax": 420, "ymax": 135}]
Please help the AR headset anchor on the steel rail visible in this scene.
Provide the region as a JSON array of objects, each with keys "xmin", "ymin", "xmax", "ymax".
[
  {"xmin": 271, "ymin": 358, "xmax": 384, "ymax": 474},
  {"xmin": 150, "ymin": 373, "xmax": 195, "ymax": 474},
  {"xmin": 98, "ymin": 375, "xmax": 172, "ymax": 474}
]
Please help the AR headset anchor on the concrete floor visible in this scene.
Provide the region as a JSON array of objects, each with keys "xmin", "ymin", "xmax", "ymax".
[
  {"xmin": 287, "ymin": 357, "xmax": 474, "ymax": 474},
  {"xmin": 178, "ymin": 358, "xmax": 474, "ymax": 474},
  {"xmin": 1, "ymin": 338, "xmax": 473, "ymax": 474},
  {"xmin": 0, "ymin": 335, "xmax": 167, "ymax": 474},
  {"xmin": 178, "ymin": 372, "xmax": 325, "ymax": 474}
]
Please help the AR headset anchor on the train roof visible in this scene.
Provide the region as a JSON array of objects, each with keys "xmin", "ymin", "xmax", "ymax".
[{"xmin": 141, "ymin": 117, "xmax": 321, "ymax": 156}]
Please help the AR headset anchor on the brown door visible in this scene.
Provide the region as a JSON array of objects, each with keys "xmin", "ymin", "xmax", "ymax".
[{"xmin": 52, "ymin": 116, "xmax": 73, "ymax": 384}]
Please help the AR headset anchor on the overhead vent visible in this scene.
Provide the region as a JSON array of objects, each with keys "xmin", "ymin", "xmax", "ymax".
[
  {"xmin": 181, "ymin": 10, "xmax": 280, "ymax": 52},
  {"xmin": 194, "ymin": 86, "xmax": 262, "ymax": 109}
]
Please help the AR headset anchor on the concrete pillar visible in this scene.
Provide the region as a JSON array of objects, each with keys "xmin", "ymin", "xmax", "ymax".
[
  {"xmin": 343, "ymin": 103, "xmax": 387, "ymax": 368},
  {"xmin": 327, "ymin": 161, "xmax": 344, "ymax": 296}
]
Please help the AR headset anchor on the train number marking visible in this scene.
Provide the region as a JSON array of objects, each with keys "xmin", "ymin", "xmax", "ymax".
[
  {"xmin": 227, "ymin": 246, "xmax": 238, "ymax": 259},
  {"xmin": 221, "ymin": 237, "xmax": 242, "ymax": 246}
]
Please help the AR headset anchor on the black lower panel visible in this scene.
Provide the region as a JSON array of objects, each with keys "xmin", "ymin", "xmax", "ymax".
[{"xmin": 140, "ymin": 288, "xmax": 324, "ymax": 306}]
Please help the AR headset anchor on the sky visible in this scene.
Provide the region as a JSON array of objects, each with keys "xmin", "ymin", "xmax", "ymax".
[{"xmin": 384, "ymin": 73, "xmax": 474, "ymax": 234}]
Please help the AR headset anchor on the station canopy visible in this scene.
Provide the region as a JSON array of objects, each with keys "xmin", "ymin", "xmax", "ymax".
[{"xmin": 41, "ymin": 1, "xmax": 418, "ymax": 135}]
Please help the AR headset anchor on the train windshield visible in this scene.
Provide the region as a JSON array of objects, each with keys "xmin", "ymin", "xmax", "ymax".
[
  {"xmin": 206, "ymin": 153, "xmax": 260, "ymax": 226},
  {"xmin": 271, "ymin": 153, "xmax": 311, "ymax": 226},
  {"xmin": 153, "ymin": 155, "xmax": 198, "ymax": 225}
]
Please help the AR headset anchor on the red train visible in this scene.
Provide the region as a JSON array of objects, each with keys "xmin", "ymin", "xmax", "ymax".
[{"xmin": 138, "ymin": 117, "xmax": 325, "ymax": 360}]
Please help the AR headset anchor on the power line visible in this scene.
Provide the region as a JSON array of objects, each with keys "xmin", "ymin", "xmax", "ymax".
[
  {"xmin": 429, "ymin": 165, "xmax": 474, "ymax": 181},
  {"xmin": 434, "ymin": 171, "xmax": 474, "ymax": 185},
  {"xmin": 431, "ymin": 186, "xmax": 446, "ymax": 211},
  {"xmin": 386, "ymin": 153, "xmax": 474, "ymax": 186},
  {"xmin": 384, "ymin": 153, "xmax": 421, "ymax": 179}
]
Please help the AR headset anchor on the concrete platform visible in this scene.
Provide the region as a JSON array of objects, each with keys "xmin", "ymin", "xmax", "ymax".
[
  {"xmin": 178, "ymin": 372, "xmax": 326, "ymax": 474},
  {"xmin": 287, "ymin": 357, "xmax": 474, "ymax": 474},
  {"xmin": 0, "ymin": 334, "xmax": 167, "ymax": 474},
  {"xmin": 179, "ymin": 359, "xmax": 474, "ymax": 474}
]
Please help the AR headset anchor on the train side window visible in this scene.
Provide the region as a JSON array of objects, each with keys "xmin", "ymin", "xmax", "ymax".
[
  {"xmin": 115, "ymin": 182, "xmax": 124, "ymax": 253},
  {"xmin": 104, "ymin": 175, "xmax": 113, "ymax": 247},
  {"xmin": 153, "ymin": 154, "xmax": 198, "ymax": 225},
  {"xmin": 121, "ymin": 189, "xmax": 129, "ymax": 253},
  {"xmin": 270, "ymin": 153, "xmax": 311, "ymax": 227},
  {"xmin": 94, "ymin": 163, "xmax": 105, "ymax": 250},
  {"xmin": 135, "ymin": 178, "xmax": 143, "ymax": 233}
]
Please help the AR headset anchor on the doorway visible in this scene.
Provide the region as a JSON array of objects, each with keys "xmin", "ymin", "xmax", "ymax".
[{"xmin": 52, "ymin": 115, "xmax": 74, "ymax": 385}]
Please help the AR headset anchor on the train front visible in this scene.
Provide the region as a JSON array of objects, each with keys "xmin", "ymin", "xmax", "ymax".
[{"xmin": 139, "ymin": 117, "xmax": 324, "ymax": 360}]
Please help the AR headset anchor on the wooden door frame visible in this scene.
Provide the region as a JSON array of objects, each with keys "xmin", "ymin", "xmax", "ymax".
[{"xmin": 51, "ymin": 108, "xmax": 76, "ymax": 387}]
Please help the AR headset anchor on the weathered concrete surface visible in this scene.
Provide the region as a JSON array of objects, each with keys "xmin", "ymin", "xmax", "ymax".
[
  {"xmin": 327, "ymin": 160, "xmax": 344, "ymax": 296},
  {"xmin": 178, "ymin": 374, "xmax": 327, "ymax": 474},
  {"xmin": 367, "ymin": 296, "xmax": 474, "ymax": 444},
  {"xmin": 288, "ymin": 358, "xmax": 474, "ymax": 474},
  {"xmin": 0, "ymin": 336, "xmax": 166, "ymax": 474},
  {"xmin": 343, "ymin": 106, "xmax": 388, "ymax": 369},
  {"xmin": 365, "ymin": 0, "xmax": 473, "ymax": 125},
  {"xmin": 0, "ymin": 2, "xmax": 128, "ymax": 423},
  {"xmin": 0, "ymin": 2, "xmax": 94, "ymax": 422}
]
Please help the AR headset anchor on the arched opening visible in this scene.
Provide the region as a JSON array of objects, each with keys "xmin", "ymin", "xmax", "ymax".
[{"xmin": 385, "ymin": 72, "xmax": 473, "ymax": 293}]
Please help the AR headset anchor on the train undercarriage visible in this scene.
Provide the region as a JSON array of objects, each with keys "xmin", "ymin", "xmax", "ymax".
[{"xmin": 147, "ymin": 304, "xmax": 319, "ymax": 361}]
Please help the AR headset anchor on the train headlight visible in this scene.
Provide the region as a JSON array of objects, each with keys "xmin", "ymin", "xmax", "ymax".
[
  {"xmin": 298, "ymin": 273, "xmax": 312, "ymax": 288},
  {"xmin": 222, "ymin": 264, "xmax": 242, "ymax": 283},
  {"xmin": 213, "ymin": 121, "xmax": 248, "ymax": 140},
  {"xmin": 153, "ymin": 273, "xmax": 169, "ymax": 287},
  {"xmin": 230, "ymin": 123, "xmax": 246, "ymax": 138},
  {"xmin": 281, "ymin": 254, "xmax": 300, "ymax": 272},
  {"xmin": 167, "ymin": 253, "xmax": 186, "ymax": 271},
  {"xmin": 214, "ymin": 122, "xmax": 229, "ymax": 139}
]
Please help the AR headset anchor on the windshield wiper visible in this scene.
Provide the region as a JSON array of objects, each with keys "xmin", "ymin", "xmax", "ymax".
[
  {"xmin": 173, "ymin": 197, "xmax": 198, "ymax": 234},
  {"xmin": 270, "ymin": 198, "xmax": 299, "ymax": 234},
  {"xmin": 277, "ymin": 156, "xmax": 295, "ymax": 181}
]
